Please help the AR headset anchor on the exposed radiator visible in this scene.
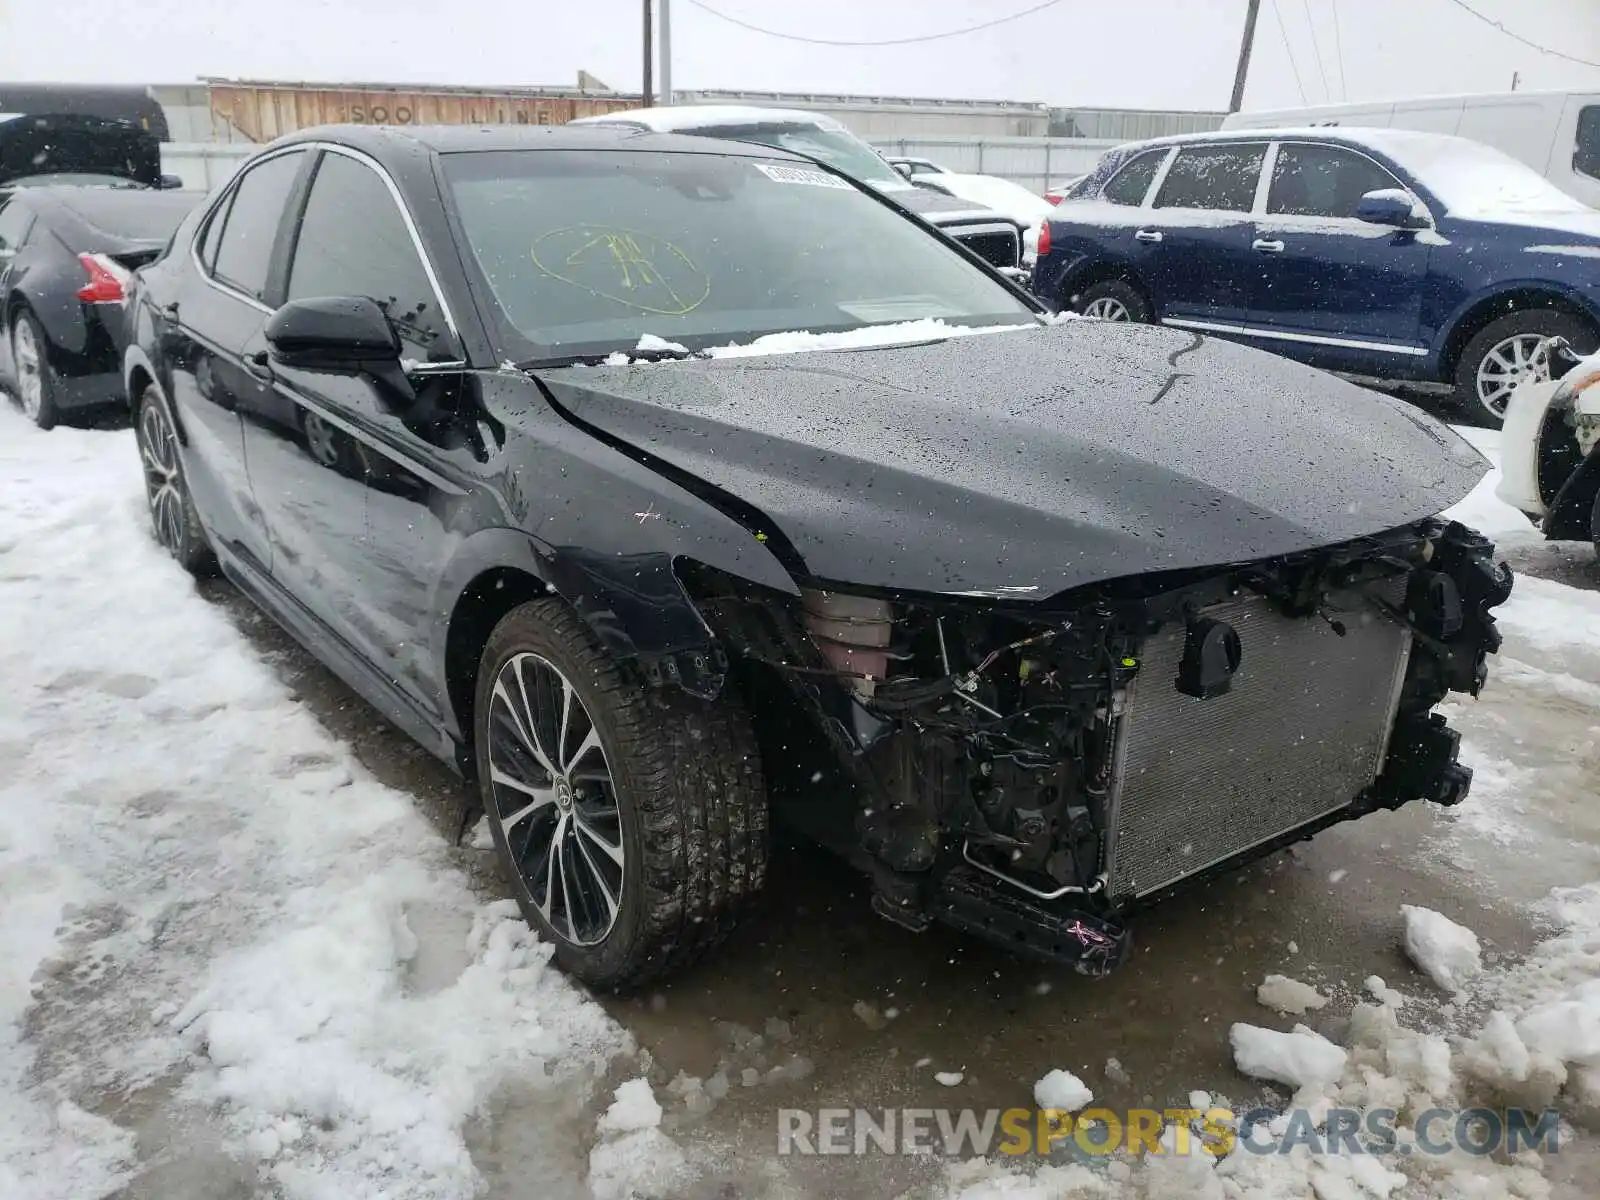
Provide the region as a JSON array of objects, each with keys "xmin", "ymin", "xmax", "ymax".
[{"xmin": 1103, "ymin": 591, "xmax": 1412, "ymax": 902}]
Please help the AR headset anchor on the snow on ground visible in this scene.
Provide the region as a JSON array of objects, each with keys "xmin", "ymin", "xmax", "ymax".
[
  {"xmin": 1034, "ymin": 1069, "xmax": 1094, "ymax": 1113},
  {"xmin": 1401, "ymin": 906, "xmax": 1484, "ymax": 993},
  {"xmin": 4, "ymin": 404, "xmax": 1600, "ymax": 1200},
  {"xmin": 0, "ymin": 411, "xmax": 635, "ymax": 1199}
]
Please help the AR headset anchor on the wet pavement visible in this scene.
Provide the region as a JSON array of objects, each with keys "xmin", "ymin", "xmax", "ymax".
[{"xmin": 198, "ymin": 535, "xmax": 1600, "ymax": 1198}]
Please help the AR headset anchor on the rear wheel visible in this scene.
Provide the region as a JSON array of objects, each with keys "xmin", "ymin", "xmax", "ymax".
[
  {"xmin": 1074, "ymin": 279, "xmax": 1152, "ymax": 324},
  {"xmin": 135, "ymin": 386, "xmax": 217, "ymax": 576},
  {"xmin": 10, "ymin": 311, "xmax": 60, "ymax": 430},
  {"xmin": 473, "ymin": 599, "xmax": 768, "ymax": 991},
  {"xmin": 1453, "ymin": 310, "xmax": 1598, "ymax": 428}
]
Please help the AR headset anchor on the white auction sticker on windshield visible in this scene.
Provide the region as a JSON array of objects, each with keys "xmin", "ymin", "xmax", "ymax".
[{"xmin": 753, "ymin": 163, "xmax": 853, "ymax": 189}]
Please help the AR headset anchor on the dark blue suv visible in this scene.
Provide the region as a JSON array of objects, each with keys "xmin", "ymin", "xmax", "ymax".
[{"xmin": 1033, "ymin": 127, "xmax": 1600, "ymax": 425}]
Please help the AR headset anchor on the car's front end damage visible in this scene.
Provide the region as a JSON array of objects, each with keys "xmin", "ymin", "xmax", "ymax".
[
  {"xmin": 689, "ymin": 517, "xmax": 1509, "ymax": 975},
  {"xmin": 537, "ymin": 320, "xmax": 1511, "ymax": 976}
]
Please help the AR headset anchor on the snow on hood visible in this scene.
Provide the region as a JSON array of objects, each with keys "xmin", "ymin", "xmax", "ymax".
[
  {"xmin": 919, "ymin": 173, "xmax": 1056, "ymax": 227},
  {"xmin": 597, "ymin": 318, "xmax": 1052, "ymax": 365}
]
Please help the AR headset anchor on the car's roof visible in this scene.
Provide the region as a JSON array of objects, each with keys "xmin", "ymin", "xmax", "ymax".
[
  {"xmin": 272, "ymin": 120, "xmax": 819, "ymax": 160},
  {"xmin": 567, "ymin": 104, "xmax": 848, "ymax": 133},
  {"xmin": 1107, "ymin": 124, "xmax": 1488, "ymax": 160}
]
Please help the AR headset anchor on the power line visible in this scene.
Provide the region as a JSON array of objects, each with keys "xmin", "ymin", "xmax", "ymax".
[
  {"xmin": 1269, "ymin": 0, "xmax": 1310, "ymax": 104},
  {"xmin": 1299, "ymin": 0, "xmax": 1332, "ymax": 102},
  {"xmin": 1437, "ymin": 0, "xmax": 1600, "ymax": 69},
  {"xmin": 683, "ymin": 0, "xmax": 1069, "ymax": 47},
  {"xmin": 1329, "ymin": 0, "xmax": 1348, "ymax": 101}
]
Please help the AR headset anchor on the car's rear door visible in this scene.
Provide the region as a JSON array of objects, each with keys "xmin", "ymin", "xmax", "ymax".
[
  {"xmin": 246, "ymin": 145, "xmax": 465, "ymax": 723},
  {"xmin": 168, "ymin": 148, "xmax": 310, "ymax": 571},
  {"xmin": 1139, "ymin": 140, "xmax": 1268, "ymax": 326},
  {"xmin": 1246, "ymin": 141, "xmax": 1429, "ymax": 364}
]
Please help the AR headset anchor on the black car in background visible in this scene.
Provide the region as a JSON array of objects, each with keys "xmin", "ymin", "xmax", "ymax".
[
  {"xmin": 124, "ymin": 123, "xmax": 1505, "ymax": 992},
  {"xmin": 1, "ymin": 186, "xmax": 202, "ymax": 427},
  {"xmin": 0, "ymin": 112, "xmax": 182, "ymax": 192}
]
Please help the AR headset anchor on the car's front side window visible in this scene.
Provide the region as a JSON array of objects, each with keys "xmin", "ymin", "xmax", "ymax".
[
  {"xmin": 1267, "ymin": 144, "xmax": 1404, "ymax": 218},
  {"xmin": 1153, "ymin": 143, "xmax": 1266, "ymax": 212},
  {"xmin": 286, "ymin": 150, "xmax": 452, "ymax": 360},
  {"xmin": 1100, "ymin": 149, "xmax": 1167, "ymax": 206},
  {"xmin": 209, "ymin": 150, "xmax": 306, "ymax": 302}
]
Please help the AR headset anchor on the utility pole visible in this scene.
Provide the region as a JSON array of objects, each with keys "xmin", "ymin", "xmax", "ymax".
[
  {"xmin": 1229, "ymin": 0, "xmax": 1262, "ymax": 113},
  {"xmin": 660, "ymin": 0, "xmax": 673, "ymax": 104},
  {"xmin": 642, "ymin": 0, "xmax": 654, "ymax": 107}
]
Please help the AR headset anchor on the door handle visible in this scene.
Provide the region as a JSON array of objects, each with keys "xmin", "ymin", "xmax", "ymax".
[
  {"xmin": 1134, "ymin": 229, "xmax": 1164, "ymax": 244},
  {"xmin": 242, "ymin": 350, "xmax": 274, "ymax": 382},
  {"xmin": 1253, "ymin": 239, "xmax": 1285, "ymax": 253}
]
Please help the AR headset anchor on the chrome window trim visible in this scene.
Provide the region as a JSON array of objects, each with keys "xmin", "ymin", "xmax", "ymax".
[{"xmin": 190, "ymin": 140, "xmax": 461, "ymax": 346}]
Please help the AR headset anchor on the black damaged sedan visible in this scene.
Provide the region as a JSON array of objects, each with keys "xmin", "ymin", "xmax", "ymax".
[{"xmin": 124, "ymin": 123, "xmax": 1510, "ymax": 989}]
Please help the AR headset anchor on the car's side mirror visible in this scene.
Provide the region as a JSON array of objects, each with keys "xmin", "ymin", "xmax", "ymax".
[
  {"xmin": 264, "ymin": 295, "xmax": 402, "ymax": 369},
  {"xmin": 158, "ymin": 174, "xmax": 185, "ymax": 190},
  {"xmin": 892, "ymin": 161, "xmax": 913, "ymax": 178},
  {"xmin": 1356, "ymin": 188, "xmax": 1430, "ymax": 230}
]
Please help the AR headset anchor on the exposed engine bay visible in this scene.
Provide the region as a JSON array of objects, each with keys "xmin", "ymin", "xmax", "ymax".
[{"xmin": 693, "ymin": 518, "xmax": 1512, "ymax": 977}]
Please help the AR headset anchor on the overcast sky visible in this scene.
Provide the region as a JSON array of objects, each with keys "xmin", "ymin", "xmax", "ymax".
[{"xmin": 1, "ymin": 0, "xmax": 1596, "ymax": 112}]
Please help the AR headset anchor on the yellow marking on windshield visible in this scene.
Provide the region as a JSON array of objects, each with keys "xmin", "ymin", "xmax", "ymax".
[{"xmin": 531, "ymin": 226, "xmax": 710, "ymax": 316}]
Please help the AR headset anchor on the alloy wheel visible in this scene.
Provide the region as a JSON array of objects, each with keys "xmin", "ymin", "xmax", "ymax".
[
  {"xmin": 486, "ymin": 653, "xmax": 626, "ymax": 947},
  {"xmin": 1475, "ymin": 333, "xmax": 1552, "ymax": 420},
  {"xmin": 139, "ymin": 401, "xmax": 187, "ymax": 555},
  {"xmin": 1082, "ymin": 297, "xmax": 1131, "ymax": 321},
  {"xmin": 12, "ymin": 320, "xmax": 43, "ymax": 421},
  {"xmin": 303, "ymin": 412, "xmax": 342, "ymax": 468}
]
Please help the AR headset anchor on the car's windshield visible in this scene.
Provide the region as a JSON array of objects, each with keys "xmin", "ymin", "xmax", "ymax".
[
  {"xmin": 442, "ymin": 148, "xmax": 1037, "ymax": 364},
  {"xmin": 1385, "ymin": 135, "xmax": 1590, "ymax": 218},
  {"xmin": 682, "ymin": 122, "xmax": 910, "ymax": 189}
]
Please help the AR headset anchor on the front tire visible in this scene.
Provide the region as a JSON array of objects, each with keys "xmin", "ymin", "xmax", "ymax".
[
  {"xmin": 135, "ymin": 385, "xmax": 217, "ymax": 576},
  {"xmin": 1073, "ymin": 279, "xmax": 1152, "ymax": 323},
  {"xmin": 10, "ymin": 311, "xmax": 60, "ymax": 430},
  {"xmin": 473, "ymin": 599, "xmax": 768, "ymax": 991},
  {"xmin": 1453, "ymin": 310, "xmax": 1598, "ymax": 428}
]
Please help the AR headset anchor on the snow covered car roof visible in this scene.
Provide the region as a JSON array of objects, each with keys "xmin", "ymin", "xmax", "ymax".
[{"xmin": 569, "ymin": 105, "xmax": 854, "ymax": 134}]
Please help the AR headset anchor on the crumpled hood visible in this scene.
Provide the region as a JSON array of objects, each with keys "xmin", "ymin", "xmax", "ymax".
[{"xmin": 537, "ymin": 322, "xmax": 1488, "ymax": 598}]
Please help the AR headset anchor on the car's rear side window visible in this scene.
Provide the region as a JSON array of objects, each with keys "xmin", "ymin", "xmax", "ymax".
[
  {"xmin": 1267, "ymin": 144, "xmax": 1403, "ymax": 218},
  {"xmin": 1101, "ymin": 149, "xmax": 1166, "ymax": 206},
  {"xmin": 1153, "ymin": 143, "xmax": 1266, "ymax": 212},
  {"xmin": 1576, "ymin": 105, "xmax": 1600, "ymax": 182},
  {"xmin": 210, "ymin": 150, "xmax": 305, "ymax": 302}
]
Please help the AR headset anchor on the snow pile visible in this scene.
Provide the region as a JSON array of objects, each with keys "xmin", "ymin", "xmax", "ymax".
[
  {"xmin": 588, "ymin": 1079, "xmax": 690, "ymax": 1200},
  {"xmin": 0, "ymin": 413, "xmax": 637, "ymax": 1199},
  {"xmin": 1402, "ymin": 905, "xmax": 1483, "ymax": 993},
  {"xmin": 1256, "ymin": 975, "xmax": 1329, "ymax": 1016},
  {"xmin": 1033, "ymin": 1069, "xmax": 1093, "ymax": 1113},
  {"xmin": 1229, "ymin": 1023, "xmax": 1348, "ymax": 1105}
]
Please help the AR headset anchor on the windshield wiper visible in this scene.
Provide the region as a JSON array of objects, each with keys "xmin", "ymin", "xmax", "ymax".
[{"xmin": 517, "ymin": 345, "xmax": 709, "ymax": 369}]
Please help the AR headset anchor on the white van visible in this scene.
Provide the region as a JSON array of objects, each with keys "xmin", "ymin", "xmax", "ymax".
[{"xmin": 1223, "ymin": 90, "xmax": 1600, "ymax": 208}]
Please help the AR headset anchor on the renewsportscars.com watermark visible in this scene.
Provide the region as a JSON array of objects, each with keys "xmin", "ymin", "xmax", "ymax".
[{"xmin": 776, "ymin": 1106, "xmax": 1564, "ymax": 1158}]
